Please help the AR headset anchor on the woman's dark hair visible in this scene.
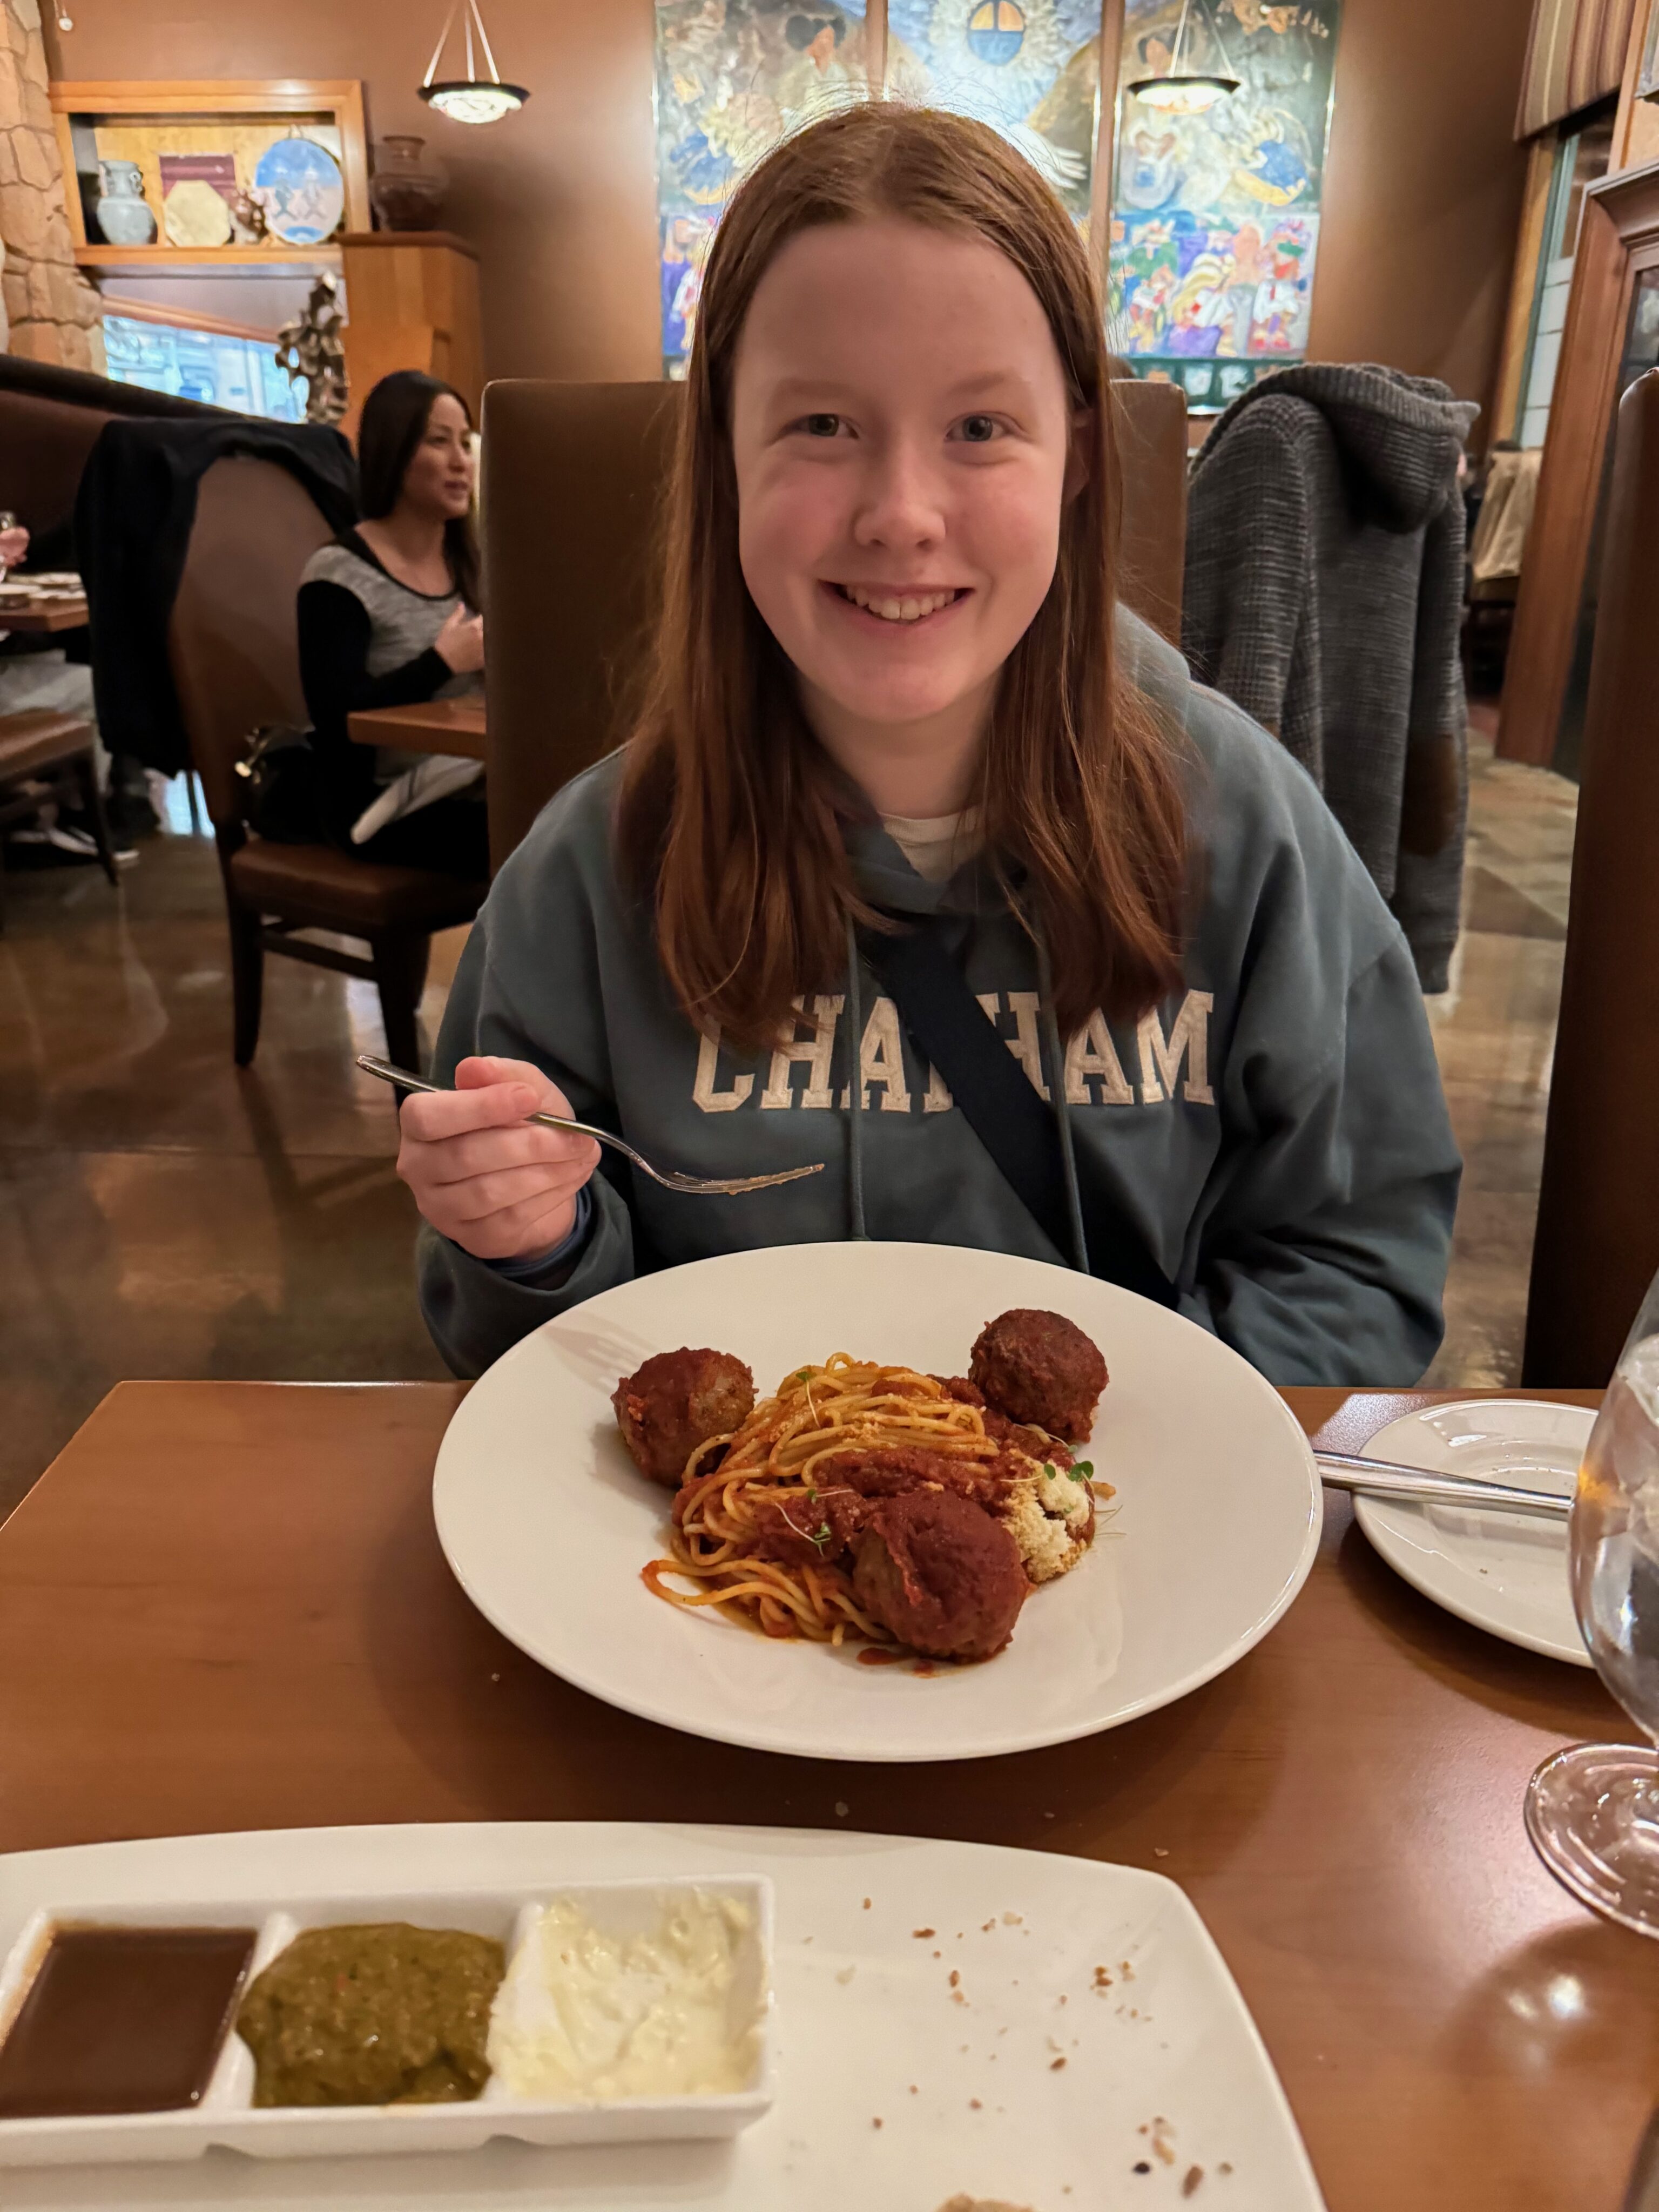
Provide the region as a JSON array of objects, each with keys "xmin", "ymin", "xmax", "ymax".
[{"xmin": 355, "ymin": 369, "xmax": 480, "ymax": 609}]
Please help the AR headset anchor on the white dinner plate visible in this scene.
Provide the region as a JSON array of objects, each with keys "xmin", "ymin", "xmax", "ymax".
[
  {"xmin": 0, "ymin": 1821, "xmax": 1325, "ymax": 2210},
  {"xmin": 434, "ymin": 1241, "xmax": 1321, "ymax": 1762},
  {"xmin": 1353, "ymin": 1398, "xmax": 1594, "ymax": 1665}
]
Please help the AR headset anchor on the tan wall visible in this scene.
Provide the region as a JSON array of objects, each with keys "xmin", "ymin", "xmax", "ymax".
[
  {"xmin": 51, "ymin": 0, "xmax": 1534, "ymax": 415},
  {"xmin": 45, "ymin": 0, "xmax": 663, "ymax": 383},
  {"xmin": 1307, "ymin": 0, "xmax": 1536, "ymax": 422}
]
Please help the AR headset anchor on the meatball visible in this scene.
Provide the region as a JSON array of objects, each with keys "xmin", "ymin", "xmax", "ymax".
[
  {"xmin": 750, "ymin": 1483, "xmax": 859, "ymax": 1567},
  {"xmin": 612, "ymin": 1347, "xmax": 754, "ymax": 1486},
  {"xmin": 852, "ymin": 1489, "xmax": 1029, "ymax": 1662},
  {"xmin": 968, "ymin": 1310, "xmax": 1107, "ymax": 1444},
  {"xmin": 825, "ymin": 1444, "xmax": 996, "ymax": 1505},
  {"xmin": 934, "ymin": 1377, "xmax": 1074, "ymax": 1468}
]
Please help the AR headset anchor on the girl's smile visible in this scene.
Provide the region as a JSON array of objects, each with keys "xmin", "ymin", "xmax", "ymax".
[{"xmin": 824, "ymin": 581, "xmax": 971, "ymax": 628}]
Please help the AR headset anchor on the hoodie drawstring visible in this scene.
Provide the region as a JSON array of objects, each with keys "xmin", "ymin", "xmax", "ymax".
[
  {"xmin": 1035, "ymin": 928, "xmax": 1091, "ymax": 1276},
  {"xmin": 842, "ymin": 913, "xmax": 868, "ymax": 1242}
]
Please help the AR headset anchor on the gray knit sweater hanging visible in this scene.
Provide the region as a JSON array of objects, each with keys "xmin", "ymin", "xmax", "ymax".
[{"xmin": 1182, "ymin": 362, "xmax": 1476, "ymax": 994}]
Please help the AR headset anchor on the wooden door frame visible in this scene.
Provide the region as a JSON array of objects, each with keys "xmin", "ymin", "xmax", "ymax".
[{"xmin": 1497, "ymin": 157, "xmax": 1659, "ymax": 766}]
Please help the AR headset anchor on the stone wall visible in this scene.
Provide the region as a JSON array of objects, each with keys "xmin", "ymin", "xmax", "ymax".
[{"xmin": 0, "ymin": 0, "xmax": 103, "ymax": 368}]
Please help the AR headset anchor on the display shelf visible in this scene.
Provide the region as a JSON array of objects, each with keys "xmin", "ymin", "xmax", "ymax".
[
  {"xmin": 74, "ymin": 244, "xmax": 342, "ymax": 270},
  {"xmin": 51, "ymin": 78, "xmax": 368, "ymax": 259}
]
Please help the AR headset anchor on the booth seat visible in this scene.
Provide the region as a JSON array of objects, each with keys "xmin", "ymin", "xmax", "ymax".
[{"xmin": 479, "ymin": 376, "xmax": 1190, "ymax": 871}]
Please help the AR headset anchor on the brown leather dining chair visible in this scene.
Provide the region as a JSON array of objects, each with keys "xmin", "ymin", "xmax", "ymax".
[
  {"xmin": 168, "ymin": 454, "xmax": 484, "ymax": 1072},
  {"xmin": 481, "ymin": 376, "xmax": 1189, "ymax": 868},
  {"xmin": 1522, "ymin": 367, "xmax": 1659, "ymax": 1385}
]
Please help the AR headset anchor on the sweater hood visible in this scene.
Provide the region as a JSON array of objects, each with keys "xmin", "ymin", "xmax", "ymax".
[
  {"xmin": 840, "ymin": 609, "xmax": 1197, "ymax": 916},
  {"xmin": 1195, "ymin": 362, "xmax": 1479, "ymax": 534}
]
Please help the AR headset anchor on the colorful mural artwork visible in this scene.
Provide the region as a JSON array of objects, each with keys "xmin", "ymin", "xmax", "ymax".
[
  {"xmin": 1108, "ymin": 0, "xmax": 1340, "ymax": 411},
  {"xmin": 652, "ymin": 2, "xmax": 1106, "ymax": 374},
  {"xmin": 884, "ymin": 1, "xmax": 1103, "ymax": 225},
  {"xmin": 653, "ymin": 1, "xmax": 878, "ymax": 374}
]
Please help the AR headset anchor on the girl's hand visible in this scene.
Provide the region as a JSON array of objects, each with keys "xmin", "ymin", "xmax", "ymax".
[
  {"xmin": 435, "ymin": 606, "xmax": 485, "ymax": 675},
  {"xmin": 0, "ymin": 525, "xmax": 29, "ymax": 571},
  {"xmin": 397, "ymin": 1054, "xmax": 601, "ymax": 1262}
]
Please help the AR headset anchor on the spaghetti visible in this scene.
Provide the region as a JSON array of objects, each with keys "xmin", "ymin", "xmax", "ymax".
[{"xmin": 640, "ymin": 1355, "xmax": 1035, "ymax": 1644}]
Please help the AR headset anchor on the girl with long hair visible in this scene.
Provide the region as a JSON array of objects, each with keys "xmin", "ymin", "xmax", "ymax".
[
  {"xmin": 298, "ymin": 369, "xmax": 487, "ymax": 879},
  {"xmin": 399, "ymin": 104, "xmax": 1459, "ymax": 1385}
]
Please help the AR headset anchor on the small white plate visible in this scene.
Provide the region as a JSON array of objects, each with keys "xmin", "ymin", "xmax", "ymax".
[
  {"xmin": 433, "ymin": 1241, "xmax": 1321, "ymax": 1763},
  {"xmin": 1353, "ymin": 1399, "xmax": 1593, "ymax": 1665},
  {"xmin": 0, "ymin": 1822, "xmax": 1324, "ymax": 2209}
]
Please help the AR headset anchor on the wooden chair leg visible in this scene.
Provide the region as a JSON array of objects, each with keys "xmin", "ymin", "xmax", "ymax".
[
  {"xmin": 371, "ymin": 932, "xmax": 431, "ymax": 1076},
  {"xmin": 227, "ymin": 902, "xmax": 265, "ymax": 1067},
  {"xmin": 74, "ymin": 751, "xmax": 120, "ymax": 888}
]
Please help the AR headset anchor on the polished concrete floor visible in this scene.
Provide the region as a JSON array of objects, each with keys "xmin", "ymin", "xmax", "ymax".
[{"xmin": 0, "ymin": 724, "xmax": 1578, "ymax": 1518}]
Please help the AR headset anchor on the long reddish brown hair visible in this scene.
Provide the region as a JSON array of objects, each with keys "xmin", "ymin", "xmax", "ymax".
[{"xmin": 617, "ymin": 102, "xmax": 1188, "ymax": 1053}]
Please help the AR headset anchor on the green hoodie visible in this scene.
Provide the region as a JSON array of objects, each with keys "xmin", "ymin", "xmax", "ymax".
[{"xmin": 419, "ymin": 613, "xmax": 1460, "ymax": 1384}]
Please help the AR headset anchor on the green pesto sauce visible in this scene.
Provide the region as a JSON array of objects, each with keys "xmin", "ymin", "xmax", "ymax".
[{"xmin": 236, "ymin": 1923, "xmax": 505, "ymax": 2107}]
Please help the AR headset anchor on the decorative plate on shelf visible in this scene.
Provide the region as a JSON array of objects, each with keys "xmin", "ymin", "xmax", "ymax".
[{"xmin": 252, "ymin": 136, "xmax": 345, "ymax": 246}]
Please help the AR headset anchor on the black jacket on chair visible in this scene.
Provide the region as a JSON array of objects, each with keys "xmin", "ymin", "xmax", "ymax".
[{"xmin": 75, "ymin": 416, "xmax": 358, "ymax": 776}]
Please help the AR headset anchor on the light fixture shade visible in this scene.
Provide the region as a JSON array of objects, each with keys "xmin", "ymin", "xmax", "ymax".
[
  {"xmin": 420, "ymin": 1, "xmax": 527, "ymax": 127},
  {"xmin": 420, "ymin": 80, "xmax": 529, "ymax": 125},
  {"xmin": 1126, "ymin": 73, "xmax": 1240, "ymax": 114}
]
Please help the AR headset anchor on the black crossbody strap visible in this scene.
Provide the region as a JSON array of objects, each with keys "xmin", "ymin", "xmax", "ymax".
[{"xmin": 861, "ymin": 919, "xmax": 1177, "ymax": 1307}]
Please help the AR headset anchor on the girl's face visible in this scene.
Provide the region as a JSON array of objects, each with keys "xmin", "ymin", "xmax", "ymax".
[
  {"xmin": 402, "ymin": 393, "xmax": 476, "ymax": 523},
  {"xmin": 731, "ymin": 217, "xmax": 1080, "ymax": 756}
]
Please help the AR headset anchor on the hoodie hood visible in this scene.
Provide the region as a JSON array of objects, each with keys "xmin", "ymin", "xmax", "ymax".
[
  {"xmin": 1193, "ymin": 362, "xmax": 1479, "ymax": 534},
  {"xmin": 840, "ymin": 610, "xmax": 1198, "ymax": 917}
]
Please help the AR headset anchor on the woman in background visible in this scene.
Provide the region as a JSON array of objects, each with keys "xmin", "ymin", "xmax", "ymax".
[{"xmin": 298, "ymin": 370, "xmax": 488, "ymax": 880}]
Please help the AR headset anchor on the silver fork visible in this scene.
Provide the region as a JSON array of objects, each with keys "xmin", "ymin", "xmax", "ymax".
[{"xmin": 356, "ymin": 1055, "xmax": 825, "ymax": 1197}]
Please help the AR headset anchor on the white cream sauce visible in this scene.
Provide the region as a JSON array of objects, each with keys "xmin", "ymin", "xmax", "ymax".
[{"xmin": 487, "ymin": 1891, "xmax": 759, "ymax": 2101}]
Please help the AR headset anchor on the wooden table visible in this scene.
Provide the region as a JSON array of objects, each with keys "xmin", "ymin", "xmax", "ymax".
[
  {"xmin": 347, "ymin": 696, "xmax": 487, "ymax": 759},
  {"xmin": 0, "ymin": 592, "xmax": 89, "ymax": 633},
  {"xmin": 0, "ymin": 1380, "xmax": 1643, "ymax": 2210}
]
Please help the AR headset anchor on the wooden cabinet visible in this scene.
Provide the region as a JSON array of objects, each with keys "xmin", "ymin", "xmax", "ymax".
[{"xmin": 338, "ymin": 233, "xmax": 483, "ymax": 436}]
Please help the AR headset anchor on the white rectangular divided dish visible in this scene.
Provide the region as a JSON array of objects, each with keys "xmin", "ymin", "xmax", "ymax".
[
  {"xmin": 0, "ymin": 1876, "xmax": 775, "ymax": 2167},
  {"xmin": 0, "ymin": 1823, "xmax": 1325, "ymax": 2210}
]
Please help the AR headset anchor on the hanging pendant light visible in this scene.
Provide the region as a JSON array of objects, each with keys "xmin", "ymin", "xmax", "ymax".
[
  {"xmin": 420, "ymin": 0, "xmax": 529, "ymax": 126},
  {"xmin": 1126, "ymin": 0, "xmax": 1240, "ymax": 115}
]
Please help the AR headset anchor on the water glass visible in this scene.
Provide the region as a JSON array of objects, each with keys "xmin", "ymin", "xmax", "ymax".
[{"xmin": 1526, "ymin": 1267, "xmax": 1659, "ymax": 1934}]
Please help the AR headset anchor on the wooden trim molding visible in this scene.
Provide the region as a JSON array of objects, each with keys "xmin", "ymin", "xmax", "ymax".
[
  {"xmin": 1491, "ymin": 137, "xmax": 1557, "ymax": 446},
  {"xmin": 1090, "ymin": 0, "xmax": 1126, "ymax": 270},
  {"xmin": 99, "ymin": 297, "xmax": 277, "ymax": 344},
  {"xmin": 1496, "ymin": 157, "xmax": 1659, "ymax": 765},
  {"xmin": 1612, "ymin": 0, "xmax": 1659, "ymax": 166}
]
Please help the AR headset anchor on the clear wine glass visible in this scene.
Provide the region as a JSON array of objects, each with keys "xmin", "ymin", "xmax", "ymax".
[{"xmin": 1526, "ymin": 1267, "xmax": 1659, "ymax": 1935}]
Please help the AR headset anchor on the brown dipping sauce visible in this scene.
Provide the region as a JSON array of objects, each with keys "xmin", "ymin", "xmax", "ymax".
[
  {"xmin": 0, "ymin": 1924, "xmax": 257, "ymax": 2119},
  {"xmin": 237, "ymin": 1923, "xmax": 505, "ymax": 2107}
]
